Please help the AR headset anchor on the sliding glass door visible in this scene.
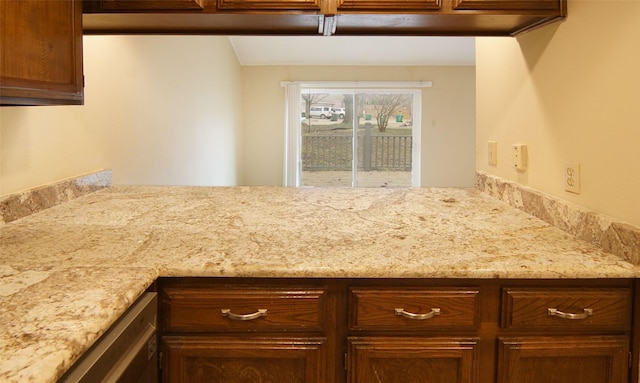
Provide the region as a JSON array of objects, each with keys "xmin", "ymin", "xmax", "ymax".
[{"xmin": 299, "ymin": 88, "xmax": 418, "ymax": 188}]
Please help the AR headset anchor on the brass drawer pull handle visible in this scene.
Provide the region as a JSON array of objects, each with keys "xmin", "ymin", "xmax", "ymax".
[
  {"xmin": 547, "ymin": 308, "xmax": 593, "ymax": 320},
  {"xmin": 394, "ymin": 308, "xmax": 441, "ymax": 320},
  {"xmin": 221, "ymin": 309, "xmax": 267, "ymax": 321}
]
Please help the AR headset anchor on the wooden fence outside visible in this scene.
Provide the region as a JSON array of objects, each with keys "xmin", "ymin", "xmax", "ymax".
[{"xmin": 302, "ymin": 134, "xmax": 412, "ymax": 171}]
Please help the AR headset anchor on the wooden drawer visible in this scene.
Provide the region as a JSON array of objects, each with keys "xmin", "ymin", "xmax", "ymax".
[
  {"xmin": 349, "ymin": 287, "xmax": 479, "ymax": 331},
  {"xmin": 161, "ymin": 286, "xmax": 327, "ymax": 333},
  {"xmin": 501, "ymin": 287, "xmax": 632, "ymax": 331}
]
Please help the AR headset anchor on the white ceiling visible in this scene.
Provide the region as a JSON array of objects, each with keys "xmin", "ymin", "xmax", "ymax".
[{"xmin": 228, "ymin": 36, "xmax": 475, "ymax": 66}]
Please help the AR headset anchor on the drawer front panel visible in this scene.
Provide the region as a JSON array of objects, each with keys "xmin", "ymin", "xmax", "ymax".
[
  {"xmin": 162, "ymin": 287, "xmax": 327, "ymax": 332},
  {"xmin": 349, "ymin": 288, "xmax": 479, "ymax": 331},
  {"xmin": 502, "ymin": 288, "xmax": 632, "ymax": 331}
]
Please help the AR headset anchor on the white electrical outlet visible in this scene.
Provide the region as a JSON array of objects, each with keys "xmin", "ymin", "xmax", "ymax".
[
  {"xmin": 512, "ymin": 144, "xmax": 527, "ymax": 171},
  {"xmin": 488, "ymin": 141, "xmax": 497, "ymax": 165},
  {"xmin": 565, "ymin": 162, "xmax": 581, "ymax": 194}
]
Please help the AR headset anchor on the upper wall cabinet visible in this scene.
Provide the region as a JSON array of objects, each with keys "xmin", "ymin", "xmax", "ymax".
[
  {"xmin": 82, "ymin": 0, "xmax": 567, "ymax": 36},
  {"xmin": 1, "ymin": 0, "xmax": 84, "ymax": 106},
  {"xmin": 85, "ymin": 0, "xmax": 205, "ymax": 11},
  {"xmin": 452, "ymin": 0, "xmax": 562, "ymax": 11},
  {"xmin": 217, "ymin": 0, "xmax": 322, "ymax": 11},
  {"xmin": 336, "ymin": 0, "xmax": 441, "ymax": 11}
]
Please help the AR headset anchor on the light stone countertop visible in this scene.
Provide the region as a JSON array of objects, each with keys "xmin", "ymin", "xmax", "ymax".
[{"xmin": 1, "ymin": 185, "xmax": 638, "ymax": 383}]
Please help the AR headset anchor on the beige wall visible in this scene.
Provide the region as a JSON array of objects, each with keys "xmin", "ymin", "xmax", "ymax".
[
  {"xmin": 0, "ymin": 91, "xmax": 105, "ymax": 196},
  {"xmin": 241, "ymin": 65, "xmax": 476, "ymax": 186},
  {"xmin": 1, "ymin": 36, "xmax": 474, "ymax": 194},
  {"xmin": 0, "ymin": 35, "xmax": 243, "ymax": 196},
  {"xmin": 476, "ymin": 0, "xmax": 640, "ymax": 227}
]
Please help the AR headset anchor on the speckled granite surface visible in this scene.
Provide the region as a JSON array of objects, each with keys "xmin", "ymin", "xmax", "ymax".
[
  {"xmin": 1, "ymin": 185, "xmax": 638, "ymax": 383},
  {"xmin": 476, "ymin": 171, "xmax": 640, "ymax": 264},
  {"xmin": 0, "ymin": 170, "xmax": 112, "ymax": 225}
]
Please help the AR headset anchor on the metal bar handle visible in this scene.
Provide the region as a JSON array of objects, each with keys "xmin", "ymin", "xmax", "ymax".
[
  {"xmin": 547, "ymin": 308, "xmax": 593, "ymax": 320},
  {"xmin": 221, "ymin": 308, "xmax": 267, "ymax": 321},
  {"xmin": 394, "ymin": 307, "xmax": 441, "ymax": 320}
]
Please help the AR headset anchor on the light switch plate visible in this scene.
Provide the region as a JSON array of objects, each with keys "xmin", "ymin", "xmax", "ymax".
[{"xmin": 488, "ymin": 141, "xmax": 497, "ymax": 165}]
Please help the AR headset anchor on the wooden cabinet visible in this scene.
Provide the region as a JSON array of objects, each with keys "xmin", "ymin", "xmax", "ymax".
[
  {"xmin": 218, "ymin": 0, "xmax": 322, "ymax": 11},
  {"xmin": 163, "ymin": 336, "xmax": 327, "ymax": 382},
  {"xmin": 336, "ymin": 0, "xmax": 441, "ymax": 11},
  {"xmin": 1, "ymin": 0, "xmax": 83, "ymax": 106},
  {"xmin": 498, "ymin": 287, "xmax": 632, "ymax": 383},
  {"xmin": 159, "ymin": 278, "xmax": 338, "ymax": 383},
  {"xmin": 338, "ymin": 0, "xmax": 562, "ymax": 11},
  {"xmin": 498, "ymin": 336, "xmax": 629, "ymax": 383},
  {"xmin": 82, "ymin": 0, "xmax": 566, "ymax": 36},
  {"xmin": 452, "ymin": 0, "xmax": 562, "ymax": 11},
  {"xmin": 95, "ymin": 0, "xmax": 205, "ymax": 11},
  {"xmin": 347, "ymin": 287, "xmax": 480, "ymax": 382},
  {"xmin": 349, "ymin": 337, "xmax": 478, "ymax": 383},
  {"xmin": 158, "ymin": 278, "xmax": 636, "ymax": 383}
]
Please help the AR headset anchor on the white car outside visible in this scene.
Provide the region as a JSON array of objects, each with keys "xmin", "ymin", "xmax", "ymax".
[
  {"xmin": 331, "ymin": 108, "xmax": 346, "ymax": 119},
  {"xmin": 309, "ymin": 106, "xmax": 333, "ymax": 119}
]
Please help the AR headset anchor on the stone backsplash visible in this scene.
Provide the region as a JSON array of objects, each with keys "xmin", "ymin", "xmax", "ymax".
[
  {"xmin": 476, "ymin": 171, "xmax": 640, "ymax": 265},
  {"xmin": 0, "ymin": 170, "xmax": 112, "ymax": 225}
]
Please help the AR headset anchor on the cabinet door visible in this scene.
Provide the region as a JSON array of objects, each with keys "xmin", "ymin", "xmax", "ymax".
[
  {"xmin": 337, "ymin": 0, "xmax": 440, "ymax": 11},
  {"xmin": 98, "ymin": 0, "xmax": 205, "ymax": 11},
  {"xmin": 217, "ymin": 0, "xmax": 321, "ymax": 11},
  {"xmin": 0, "ymin": 0, "xmax": 83, "ymax": 105},
  {"xmin": 163, "ymin": 336, "xmax": 327, "ymax": 383},
  {"xmin": 453, "ymin": 0, "xmax": 562, "ymax": 11},
  {"xmin": 498, "ymin": 336, "xmax": 629, "ymax": 383},
  {"xmin": 348, "ymin": 337, "xmax": 478, "ymax": 383}
]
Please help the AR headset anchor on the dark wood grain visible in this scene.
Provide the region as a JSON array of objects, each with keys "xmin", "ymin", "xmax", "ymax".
[
  {"xmin": 158, "ymin": 278, "xmax": 636, "ymax": 383},
  {"xmin": 349, "ymin": 287, "xmax": 479, "ymax": 331},
  {"xmin": 502, "ymin": 287, "xmax": 632, "ymax": 331},
  {"xmin": 348, "ymin": 337, "xmax": 478, "ymax": 383},
  {"xmin": 498, "ymin": 336, "xmax": 629, "ymax": 383},
  {"xmin": 83, "ymin": 0, "xmax": 567, "ymax": 36},
  {"xmin": 1, "ymin": 0, "xmax": 83, "ymax": 105},
  {"xmin": 162, "ymin": 286, "xmax": 327, "ymax": 332},
  {"xmin": 163, "ymin": 336, "xmax": 327, "ymax": 383}
]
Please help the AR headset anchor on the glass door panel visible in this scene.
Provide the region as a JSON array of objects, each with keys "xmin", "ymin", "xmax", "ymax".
[
  {"xmin": 301, "ymin": 90, "xmax": 354, "ymax": 187},
  {"xmin": 300, "ymin": 89, "xmax": 414, "ymax": 188},
  {"xmin": 355, "ymin": 92, "xmax": 413, "ymax": 188}
]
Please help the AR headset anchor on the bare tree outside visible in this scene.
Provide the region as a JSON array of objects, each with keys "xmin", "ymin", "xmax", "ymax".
[
  {"xmin": 302, "ymin": 93, "xmax": 329, "ymax": 131},
  {"xmin": 364, "ymin": 94, "xmax": 412, "ymax": 132}
]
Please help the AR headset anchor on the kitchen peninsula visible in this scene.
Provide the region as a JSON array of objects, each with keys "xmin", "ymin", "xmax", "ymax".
[{"xmin": 1, "ymin": 185, "xmax": 639, "ymax": 382}]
